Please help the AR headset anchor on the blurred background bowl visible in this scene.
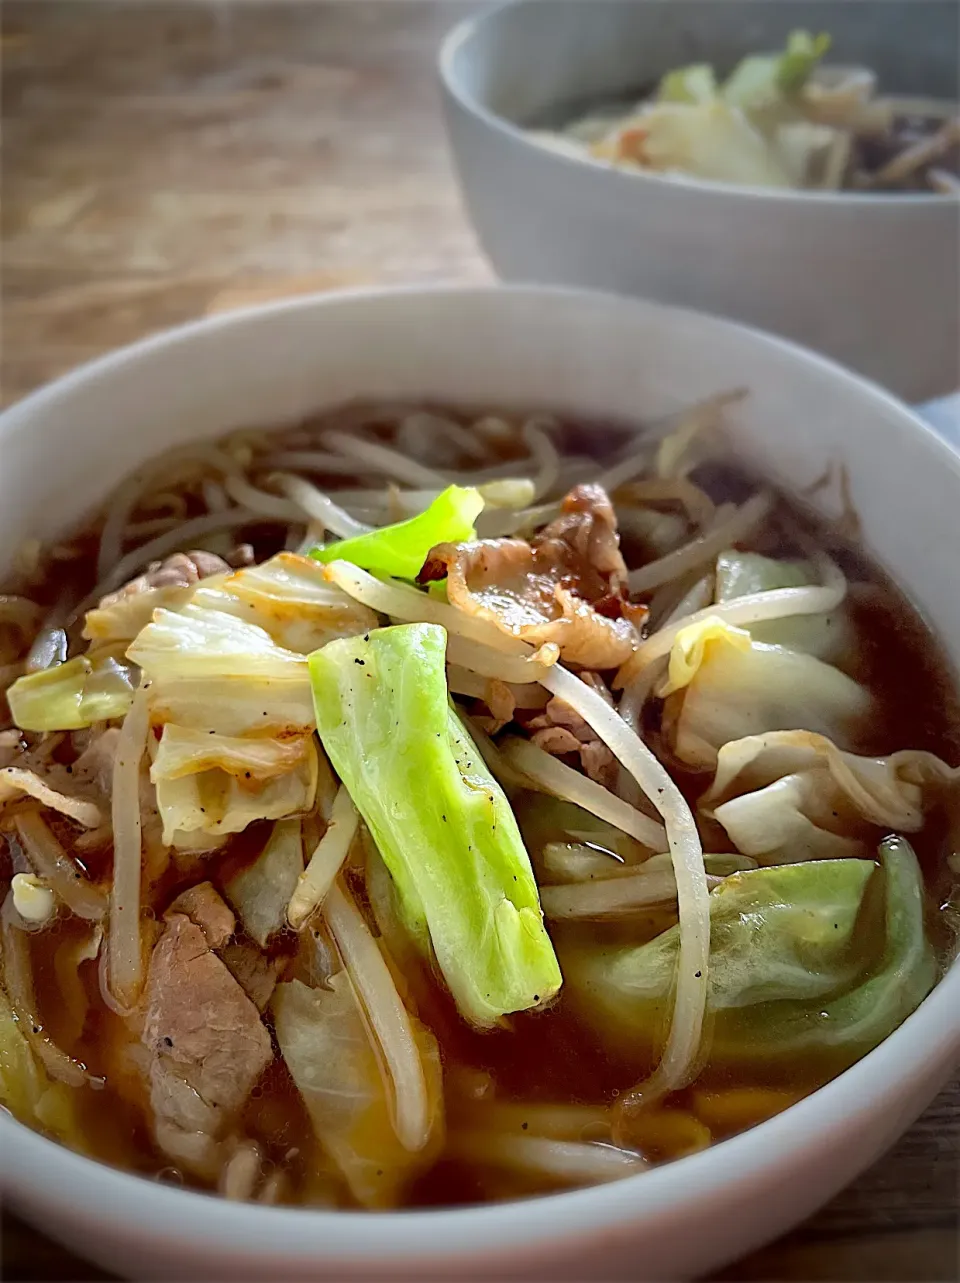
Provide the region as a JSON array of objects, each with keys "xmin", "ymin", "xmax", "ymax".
[{"xmin": 440, "ymin": 0, "xmax": 959, "ymax": 401}]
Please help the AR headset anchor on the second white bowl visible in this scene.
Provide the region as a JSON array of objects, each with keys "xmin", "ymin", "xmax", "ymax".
[{"xmin": 440, "ymin": 0, "xmax": 960, "ymax": 401}]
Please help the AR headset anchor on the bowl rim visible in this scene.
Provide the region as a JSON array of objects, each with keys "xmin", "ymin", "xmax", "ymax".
[
  {"xmin": 2, "ymin": 283, "xmax": 959, "ymax": 1270},
  {"xmin": 438, "ymin": 0, "xmax": 960, "ymax": 209}
]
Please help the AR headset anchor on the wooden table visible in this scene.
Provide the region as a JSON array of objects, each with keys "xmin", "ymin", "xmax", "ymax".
[{"xmin": 1, "ymin": 4, "xmax": 958, "ymax": 1279}]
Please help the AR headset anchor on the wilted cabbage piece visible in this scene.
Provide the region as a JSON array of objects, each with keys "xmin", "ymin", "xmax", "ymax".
[
  {"xmin": 309, "ymin": 622, "xmax": 562, "ymax": 1027},
  {"xmin": 700, "ymin": 729, "xmax": 960, "ymax": 864},
  {"xmin": 622, "ymin": 101, "xmax": 795, "ymax": 187},
  {"xmin": 224, "ymin": 817, "xmax": 304, "ymax": 947},
  {"xmin": 152, "ymin": 739, "xmax": 318, "ymax": 847},
  {"xmin": 658, "ymin": 616, "xmax": 872, "ymax": 770},
  {"xmin": 311, "ymin": 485, "xmax": 484, "ymax": 581},
  {"xmin": 714, "ymin": 551, "xmax": 810, "ymax": 601},
  {"xmin": 0, "ymin": 987, "xmax": 82, "ymax": 1148},
  {"xmin": 658, "ymin": 31, "xmax": 830, "ymax": 115},
  {"xmin": 272, "ymin": 973, "xmax": 444, "ymax": 1208},
  {"xmin": 658, "ymin": 63, "xmax": 718, "ymax": 105},
  {"xmin": 571, "ymin": 29, "xmax": 845, "ymax": 190},
  {"xmin": 565, "ymin": 838, "xmax": 934, "ymax": 1068},
  {"xmin": 148, "ymin": 676, "xmax": 314, "ymax": 739},
  {"xmin": 128, "ymin": 604, "xmax": 308, "ymax": 681},
  {"xmin": 82, "ymin": 583, "xmax": 199, "ymax": 645},
  {"xmin": 715, "ymin": 550, "xmax": 854, "ymax": 663},
  {"xmin": 194, "ymin": 553, "xmax": 380, "ymax": 654},
  {"xmin": 152, "ymin": 725, "xmax": 314, "ymax": 783},
  {"xmin": 7, "ymin": 649, "xmax": 137, "ymax": 732},
  {"xmin": 129, "ymin": 604, "xmax": 322, "ymax": 845},
  {"xmin": 721, "ymin": 29, "xmax": 831, "ymax": 108},
  {"xmin": 770, "ymin": 834, "xmax": 935, "ymax": 1056}
]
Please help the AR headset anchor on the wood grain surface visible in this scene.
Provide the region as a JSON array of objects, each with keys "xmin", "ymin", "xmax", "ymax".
[{"xmin": 1, "ymin": 4, "xmax": 958, "ymax": 1281}]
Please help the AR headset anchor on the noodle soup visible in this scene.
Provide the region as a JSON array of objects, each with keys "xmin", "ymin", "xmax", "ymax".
[{"xmin": 1, "ymin": 395, "xmax": 957, "ymax": 1209}]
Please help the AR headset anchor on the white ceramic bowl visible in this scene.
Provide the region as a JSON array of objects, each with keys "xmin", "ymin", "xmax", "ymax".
[
  {"xmin": 1, "ymin": 286, "xmax": 959, "ymax": 1282},
  {"xmin": 439, "ymin": 0, "xmax": 960, "ymax": 401}
]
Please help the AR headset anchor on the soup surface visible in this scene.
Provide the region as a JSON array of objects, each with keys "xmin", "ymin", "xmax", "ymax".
[{"xmin": 1, "ymin": 395, "xmax": 958, "ymax": 1209}]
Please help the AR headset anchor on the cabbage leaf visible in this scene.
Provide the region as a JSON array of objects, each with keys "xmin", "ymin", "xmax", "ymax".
[
  {"xmin": 129, "ymin": 603, "xmax": 325, "ymax": 846},
  {"xmin": 658, "ymin": 615, "xmax": 872, "ymax": 769},
  {"xmin": 658, "ymin": 64, "xmax": 717, "ymax": 105},
  {"xmin": 700, "ymin": 729, "xmax": 959, "ymax": 864},
  {"xmin": 309, "ymin": 622, "xmax": 561, "ymax": 1027},
  {"xmin": 0, "ymin": 988, "xmax": 83, "ymax": 1148},
  {"xmin": 619, "ymin": 30, "xmax": 833, "ymax": 189},
  {"xmin": 128, "ymin": 604, "xmax": 307, "ymax": 680},
  {"xmin": 631, "ymin": 102, "xmax": 794, "ymax": 187},
  {"xmin": 152, "ymin": 737, "xmax": 317, "ymax": 846},
  {"xmin": 193, "ymin": 553, "xmax": 379, "ymax": 654},
  {"xmin": 34, "ymin": 554, "xmax": 366, "ymax": 735},
  {"xmin": 715, "ymin": 549, "xmax": 854, "ymax": 662},
  {"xmin": 721, "ymin": 30, "xmax": 831, "ymax": 110},
  {"xmin": 7, "ymin": 649, "xmax": 137, "ymax": 732},
  {"xmin": 310, "ymin": 485, "xmax": 483, "ymax": 581},
  {"xmin": 149, "ymin": 675, "xmax": 315, "ymax": 738},
  {"xmin": 272, "ymin": 973, "xmax": 443, "ymax": 1208},
  {"xmin": 715, "ymin": 551, "xmax": 811, "ymax": 600},
  {"xmin": 151, "ymin": 725, "xmax": 314, "ymax": 782},
  {"xmin": 224, "ymin": 817, "xmax": 304, "ymax": 947},
  {"xmin": 565, "ymin": 837, "xmax": 934, "ymax": 1068},
  {"xmin": 83, "ymin": 583, "xmax": 199, "ymax": 644}
]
